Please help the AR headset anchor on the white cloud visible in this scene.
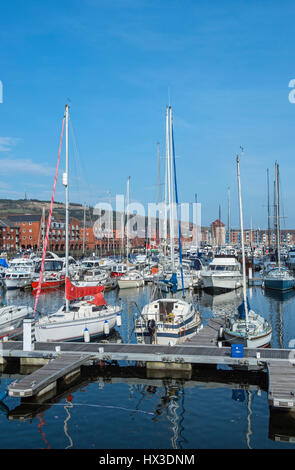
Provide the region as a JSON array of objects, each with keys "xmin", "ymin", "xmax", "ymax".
[
  {"xmin": 0, "ymin": 158, "xmax": 54, "ymax": 176},
  {"xmin": 0, "ymin": 137, "xmax": 20, "ymax": 152}
]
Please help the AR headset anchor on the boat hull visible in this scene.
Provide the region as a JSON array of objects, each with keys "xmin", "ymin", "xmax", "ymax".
[
  {"xmin": 264, "ymin": 278, "xmax": 295, "ymax": 291},
  {"xmin": 5, "ymin": 278, "xmax": 32, "ymax": 290},
  {"xmin": 34, "ymin": 312, "xmax": 118, "ymax": 342},
  {"xmin": 201, "ymin": 274, "xmax": 243, "ymax": 292},
  {"xmin": 135, "ymin": 315, "xmax": 202, "ymax": 346},
  {"xmin": 118, "ymin": 279, "xmax": 145, "ymax": 289},
  {"xmin": 31, "ymin": 279, "xmax": 65, "ymax": 290},
  {"xmin": 223, "ymin": 329, "xmax": 272, "ymax": 348}
]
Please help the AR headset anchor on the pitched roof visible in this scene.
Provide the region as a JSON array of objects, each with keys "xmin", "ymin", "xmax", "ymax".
[{"xmin": 7, "ymin": 214, "xmax": 42, "ymax": 222}]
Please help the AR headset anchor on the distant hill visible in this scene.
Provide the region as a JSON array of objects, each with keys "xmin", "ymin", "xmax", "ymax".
[{"xmin": 0, "ymin": 198, "xmax": 89, "ymax": 222}]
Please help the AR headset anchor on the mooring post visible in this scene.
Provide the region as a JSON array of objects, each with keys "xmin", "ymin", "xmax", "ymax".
[{"xmin": 23, "ymin": 319, "xmax": 34, "ymax": 351}]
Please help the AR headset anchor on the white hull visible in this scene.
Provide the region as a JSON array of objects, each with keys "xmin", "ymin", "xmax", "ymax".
[
  {"xmin": 34, "ymin": 308, "xmax": 120, "ymax": 342},
  {"xmin": 223, "ymin": 329, "xmax": 272, "ymax": 348},
  {"xmin": 201, "ymin": 273, "xmax": 243, "ymax": 291},
  {"xmin": 5, "ymin": 278, "xmax": 32, "ymax": 289},
  {"xmin": 118, "ymin": 279, "xmax": 144, "ymax": 289},
  {"xmin": 135, "ymin": 318, "xmax": 201, "ymax": 346},
  {"xmin": 0, "ymin": 306, "xmax": 32, "ymax": 331}
]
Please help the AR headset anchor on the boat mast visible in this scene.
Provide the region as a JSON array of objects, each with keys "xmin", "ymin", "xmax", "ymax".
[
  {"xmin": 236, "ymin": 151, "xmax": 248, "ymax": 323},
  {"xmin": 83, "ymin": 203, "xmax": 86, "ymax": 255},
  {"xmin": 64, "ymin": 104, "xmax": 70, "ymax": 312},
  {"xmin": 163, "ymin": 111, "xmax": 168, "ymax": 257},
  {"xmin": 227, "ymin": 187, "xmax": 231, "ymax": 246},
  {"xmin": 275, "ymin": 161, "xmax": 281, "ymax": 270},
  {"xmin": 169, "ymin": 105, "xmax": 175, "ymax": 270},
  {"xmin": 126, "ymin": 176, "xmax": 130, "ymax": 272},
  {"xmin": 267, "ymin": 168, "xmax": 271, "ymax": 248}
]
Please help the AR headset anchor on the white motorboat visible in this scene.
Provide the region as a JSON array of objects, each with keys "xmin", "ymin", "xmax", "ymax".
[
  {"xmin": 5, "ymin": 258, "xmax": 36, "ymax": 290},
  {"xmin": 118, "ymin": 270, "xmax": 145, "ymax": 289},
  {"xmin": 135, "ymin": 297, "xmax": 202, "ymax": 346},
  {"xmin": 0, "ymin": 305, "xmax": 33, "ymax": 332},
  {"xmin": 200, "ymin": 256, "xmax": 243, "ymax": 292}
]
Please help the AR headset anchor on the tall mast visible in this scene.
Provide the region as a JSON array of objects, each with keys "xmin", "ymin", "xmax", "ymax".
[
  {"xmin": 83, "ymin": 203, "xmax": 86, "ymax": 255},
  {"xmin": 228, "ymin": 187, "xmax": 231, "ymax": 245},
  {"xmin": 275, "ymin": 162, "xmax": 281, "ymax": 270},
  {"xmin": 267, "ymin": 168, "xmax": 271, "ymax": 248},
  {"xmin": 126, "ymin": 176, "xmax": 130, "ymax": 271},
  {"xmin": 157, "ymin": 142, "xmax": 161, "ymax": 245},
  {"xmin": 64, "ymin": 104, "xmax": 69, "ymax": 312},
  {"xmin": 169, "ymin": 106, "xmax": 175, "ymax": 270},
  {"xmin": 107, "ymin": 191, "xmax": 111, "ymax": 254},
  {"xmin": 165, "ymin": 106, "xmax": 170, "ymax": 261},
  {"xmin": 237, "ymin": 152, "xmax": 248, "ymax": 323}
]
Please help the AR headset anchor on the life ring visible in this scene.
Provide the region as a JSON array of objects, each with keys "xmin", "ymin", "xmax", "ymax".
[{"xmin": 151, "ymin": 267, "xmax": 158, "ymax": 274}]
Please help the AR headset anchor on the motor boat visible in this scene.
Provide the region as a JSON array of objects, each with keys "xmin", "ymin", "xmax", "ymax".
[{"xmin": 200, "ymin": 255, "xmax": 243, "ymax": 292}]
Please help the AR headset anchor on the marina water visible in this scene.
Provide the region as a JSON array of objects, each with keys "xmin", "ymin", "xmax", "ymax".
[{"xmin": 0, "ymin": 284, "xmax": 295, "ymax": 449}]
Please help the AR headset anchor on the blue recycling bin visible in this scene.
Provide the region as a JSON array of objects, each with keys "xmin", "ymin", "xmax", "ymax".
[{"xmin": 231, "ymin": 344, "xmax": 244, "ymax": 358}]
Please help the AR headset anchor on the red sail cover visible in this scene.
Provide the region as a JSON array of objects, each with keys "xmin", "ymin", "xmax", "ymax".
[
  {"xmin": 66, "ymin": 277, "xmax": 104, "ymax": 301},
  {"xmin": 88, "ymin": 292, "xmax": 107, "ymax": 306}
]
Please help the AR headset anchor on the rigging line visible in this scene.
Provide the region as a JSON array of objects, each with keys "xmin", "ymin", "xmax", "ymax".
[
  {"xmin": 21, "ymin": 401, "xmax": 155, "ymax": 415},
  {"xmin": 69, "ymin": 116, "xmax": 94, "ymax": 206}
]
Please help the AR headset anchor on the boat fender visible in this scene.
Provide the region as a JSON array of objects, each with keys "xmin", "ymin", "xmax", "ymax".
[
  {"xmin": 218, "ymin": 327, "xmax": 224, "ymax": 340},
  {"xmin": 83, "ymin": 327, "xmax": 90, "ymax": 343},
  {"xmin": 116, "ymin": 313, "xmax": 122, "ymax": 327},
  {"xmin": 104, "ymin": 320, "xmax": 110, "ymax": 335}
]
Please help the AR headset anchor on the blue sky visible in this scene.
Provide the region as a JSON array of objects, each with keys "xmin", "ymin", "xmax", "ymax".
[{"xmin": 1, "ymin": 0, "xmax": 295, "ymax": 229}]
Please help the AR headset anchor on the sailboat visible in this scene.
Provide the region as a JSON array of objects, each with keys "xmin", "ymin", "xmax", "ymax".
[
  {"xmin": 135, "ymin": 106, "xmax": 201, "ymax": 346},
  {"xmin": 223, "ymin": 152, "xmax": 272, "ymax": 348},
  {"xmin": 263, "ymin": 162, "xmax": 295, "ymax": 291},
  {"xmin": 34, "ymin": 104, "xmax": 122, "ymax": 342},
  {"xmin": 118, "ymin": 176, "xmax": 144, "ymax": 289}
]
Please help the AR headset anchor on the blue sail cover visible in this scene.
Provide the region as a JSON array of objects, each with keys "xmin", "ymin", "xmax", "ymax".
[
  {"xmin": 238, "ymin": 297, "xmax": 250, "ymax": 320},
  {"xmin": 161, "ymin": 272, "xmax": 178, "ymax": 293},
  {"xmin": 0, "ymin": 258, "xmax": 8, "ymax": 268}
]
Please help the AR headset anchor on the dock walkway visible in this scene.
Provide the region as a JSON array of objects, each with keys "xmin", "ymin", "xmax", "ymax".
[{"xmin": 1, "ymin": 318, "xmax": 295, "ymax": 411}]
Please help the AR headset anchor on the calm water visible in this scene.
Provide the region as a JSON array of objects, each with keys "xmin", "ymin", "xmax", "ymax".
[{"xmin": 0, "ymin": 282, "xmax": 295, "ymax": 450}]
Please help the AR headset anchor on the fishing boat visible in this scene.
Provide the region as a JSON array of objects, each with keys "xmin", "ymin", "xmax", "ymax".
[
  {"xmin": 31, "ymin": 253, "xmax": 65, "ymax": 290},
  {"xmin": 263, "ymin": 162, "xmax": 295, "ymax": 292},
  {"xmin": 223, "ymin": 152, "xmax": 272, "ymax": 348},
  {"xmin": 135, "ymin": 106, "xmax": 201, "ymax": 345},
  {"xmin": 34, "ymin": 104, "xmax": 122, "ymax": 342}
]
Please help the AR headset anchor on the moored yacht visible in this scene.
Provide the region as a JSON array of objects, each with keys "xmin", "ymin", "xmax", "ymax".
[{"xmin": 200, "ymin": 255, "xmax": 243, "ymax": 292}]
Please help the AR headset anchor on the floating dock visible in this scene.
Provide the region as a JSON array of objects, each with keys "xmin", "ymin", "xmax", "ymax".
[{"xmin": 1, "ymin": 317, "xmax": 295, "ymax": 412}]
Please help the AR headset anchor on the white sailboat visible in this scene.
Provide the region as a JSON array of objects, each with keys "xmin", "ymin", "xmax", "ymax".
[
  {"xmin": 223, "ymin": 152, "xmax": 272, "ymax": 348},
  {"xmin": 135, "ymin": 106, "xmax": 201, "ymax": 345},
  {"xmin": 263, "ymin": 162, "xmax": 295, "ymax": 291},
  {"xmin": 34, "ymin": 105, "xmax": 122, "ymax": 342}
]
